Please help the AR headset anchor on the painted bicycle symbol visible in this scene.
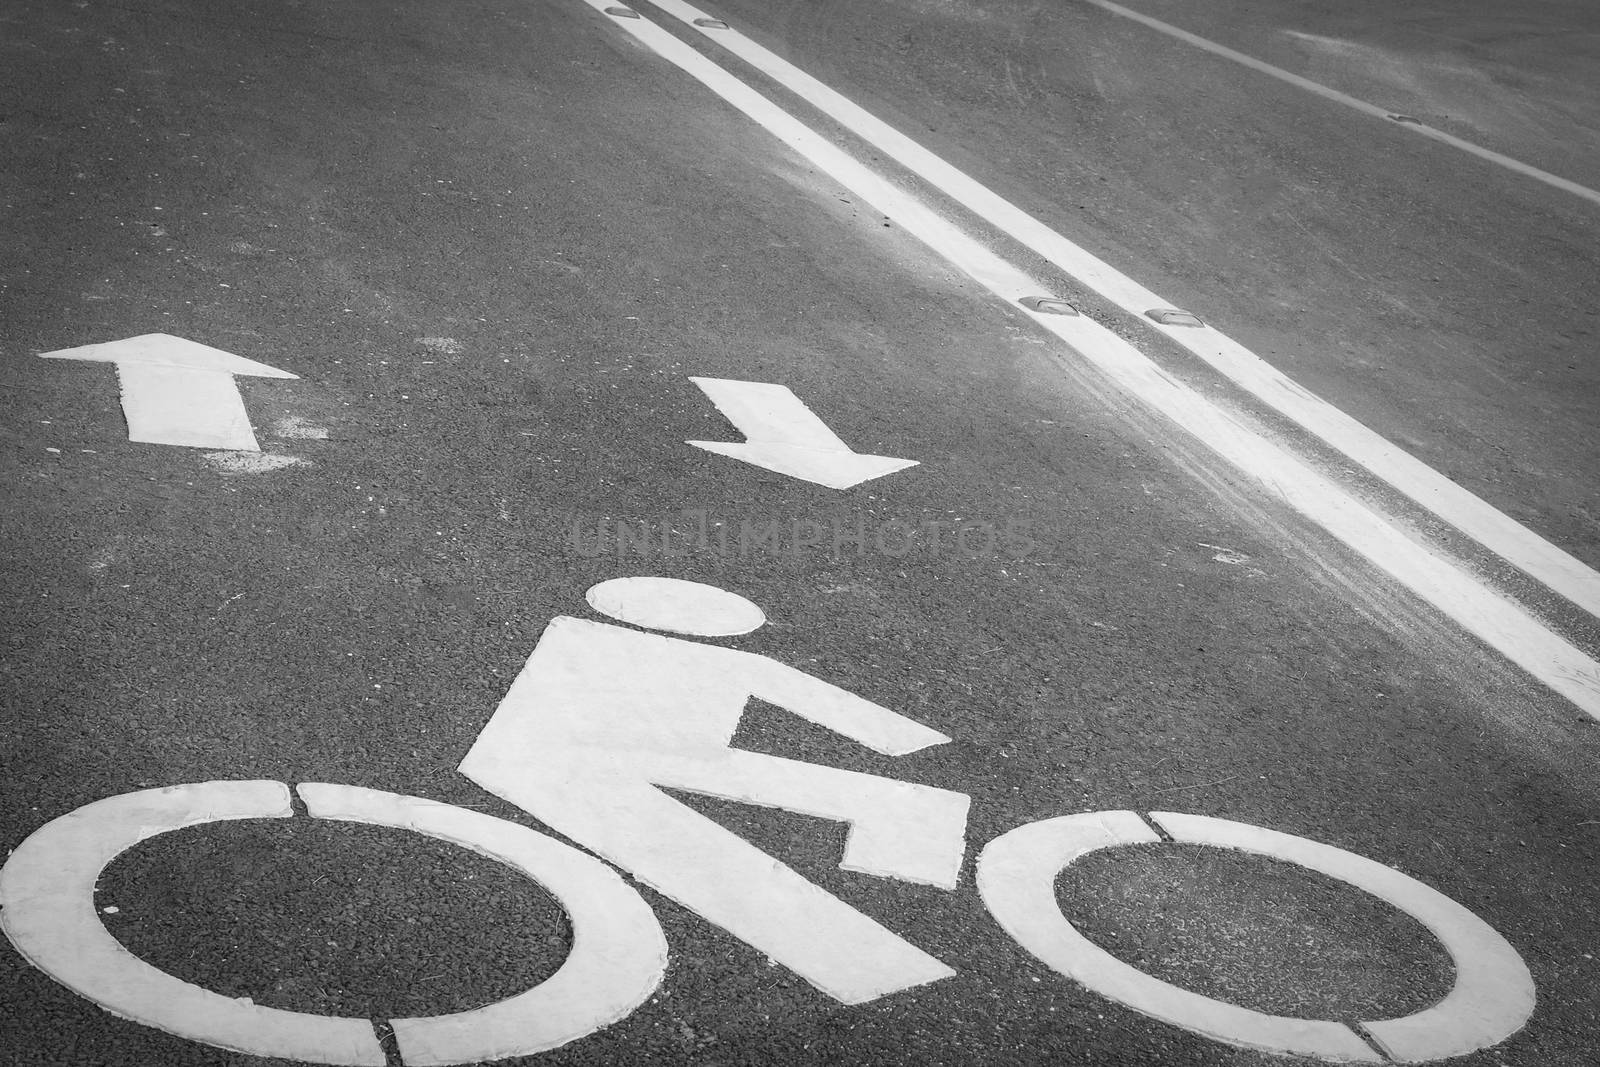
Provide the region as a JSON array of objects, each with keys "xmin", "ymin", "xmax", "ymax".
[{"xmin": 1, "ymin": 578, "xmax": 1534, "ymax": 1066}]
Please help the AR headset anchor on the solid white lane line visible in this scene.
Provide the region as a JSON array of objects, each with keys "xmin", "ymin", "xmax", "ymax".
[
  {"xmin": 1080, "ymin": 0, "xmax": 1600, "ymax": 210},
  {"xmin": 638, "ymin": 0, "xmax": 1600, "ymax": 625},
  {"xmin": 581, "ymin": 0, "xmax": 1600, "ymax": 718}
]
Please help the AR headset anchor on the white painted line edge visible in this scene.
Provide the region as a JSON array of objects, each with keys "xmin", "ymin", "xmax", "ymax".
[
  {"xmin": 640, "ymin": 0, "xmax": 1600, "ymax": 625},
  {"xmin": 584, "ymin": 0, "xmax": 1600, "ymax": 718},
  {"xmin": 1080, "ymin": 0, "xmax": 1600, "ymax": 210}
]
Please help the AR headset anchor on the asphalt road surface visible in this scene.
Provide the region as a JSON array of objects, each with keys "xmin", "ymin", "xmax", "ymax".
[{"xmin": 3, "ymin": 0, "xmax": 1599, "ymax": 1065}]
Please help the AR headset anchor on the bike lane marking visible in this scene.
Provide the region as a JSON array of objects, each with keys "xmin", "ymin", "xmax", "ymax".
[
  {"xmin": 577, "ymin": 0, "xmax": 1600, "ymax": 717},
  {"xmin": 635, "ymin": 0, "xmax": 1600, "ymax": 627},
  {"xmin": 460, "ymin": 577, "xmax": 1533, "ymax": 1062},
  {"xmin": 0, "ymin": 580, "xmax": 1541, "ymax": 1062},
  {"xmin": 461, "ymin": 577, "xmax": 971, "ymax": 1005},
  {"xmin": 0, "ymin": 781, "xmax": 667, "ymax": 1066},
  {"xmin": 979, "ymin": 811, "xmax": 1536, "ymax": 1063}
]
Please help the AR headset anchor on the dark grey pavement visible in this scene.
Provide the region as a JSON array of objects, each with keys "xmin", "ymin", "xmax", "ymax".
[
  {"xmin": 704, "ymin": 0, "xmax": 1600, "ymax": 570},
  {"xmin": 3, "ymin": 0, "xmax": 1599, "ymax": 1064}
]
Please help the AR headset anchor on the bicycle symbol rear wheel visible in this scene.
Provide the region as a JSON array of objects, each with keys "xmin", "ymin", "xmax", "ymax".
[{"xmin": 0, "ymin": 780, "xmax": 667, "ymax": 1066}]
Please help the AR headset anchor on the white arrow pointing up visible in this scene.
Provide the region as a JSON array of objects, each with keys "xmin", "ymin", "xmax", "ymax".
[
  {"xmin": 40, "ymin": 333, "xmax": 297, "ymax": 452},
  {"xmin": 687, "ymin": 377, "xmax": 918, "ymax": 490}
]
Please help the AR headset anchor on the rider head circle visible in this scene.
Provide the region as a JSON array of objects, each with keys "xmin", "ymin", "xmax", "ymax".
[{"xmin": 585, "ymin": 577, "xmax": 766, "ymax": 636}]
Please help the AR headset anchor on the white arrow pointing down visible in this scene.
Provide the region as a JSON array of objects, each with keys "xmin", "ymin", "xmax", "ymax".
[
  {"xmin": 687, "ymin": 377, "xmax": 918, "ymax": 490},
  {"xmin": 40, "ymin": 333, "xmax": 297, "ymax": 452}
]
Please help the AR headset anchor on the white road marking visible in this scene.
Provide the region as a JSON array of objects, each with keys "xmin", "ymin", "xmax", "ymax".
[
  {"xmin": 1079, "ymin": 0, "xmax": 1600, "ymax": 210},
  {"xmin": 585, "ymin": 575, "xmax": 767, "ymax": 635},
  {"xmin": 639, "ymin": 0, "xmax": 1600, "ymax": 626},
  {"xmin": 462, "ymin": 580, "xmax": 969, "ymax": 1004},
  {"xmin": 0, "ymin": 781, "xmax": 667, "ymax": 1067},
  {"xmin": 585, "ymin": 0, "xmax": 1600, "ymax": 719},
  {"xmin": 0, "ymin": 782, "xmax": 383, "ymax": 1066},
  {"xmin": 297, "ymin": 784, "xmax": 666, "ymax": 1066},
  {"xmin": 687, "ymin": 377, "xmax": 919, "ymax": 490},
  {"xmin": 977, "ymin": 810, "xmax": 1535, "ymax": 1062},
  {"xmin": 40, "ymin": 334, "xmax": 297, "ymax": 452}
]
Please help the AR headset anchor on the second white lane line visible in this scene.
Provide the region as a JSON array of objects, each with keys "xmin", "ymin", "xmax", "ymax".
[
  {"xmin": 576, "ymin": 0, "xmax": 1600, "ymax": 718},
  {"xmin": 638, "ymin": 0, "xmax": 1600, "ymax": 627},
  {"xmin": 1079, "ymin": 0, "xmax": 1600, "ymax": 210}
]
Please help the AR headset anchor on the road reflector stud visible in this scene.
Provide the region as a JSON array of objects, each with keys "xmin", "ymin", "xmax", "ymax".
[
  {"xmin": 693, "ymin": 17, "xmax": 730, "ymax": 29},
  {"xmin": 1146, "ymin": 308, "xmax": 1204, "ymax": 327},
  {"xmin": 1019, "ymin": 296, "xmax": 1079, "ymax": 316},
  {"xmin": 605, "ymin": 5, "xmax": 641, "ymax": 17}
]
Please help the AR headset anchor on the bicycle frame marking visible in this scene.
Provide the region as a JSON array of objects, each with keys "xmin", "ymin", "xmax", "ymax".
[{"xmin": 459, "ymin": 614, "xmax": 971, "ymax": 1004}]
